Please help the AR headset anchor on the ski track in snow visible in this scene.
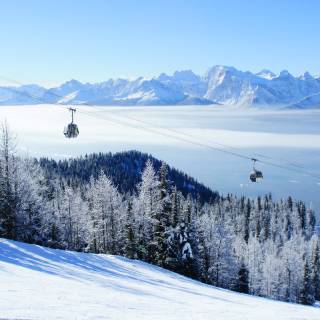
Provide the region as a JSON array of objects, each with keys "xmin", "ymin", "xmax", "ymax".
[{"xmin": 0, "ymin": 239, "xmax": 319, "ymax": 320}]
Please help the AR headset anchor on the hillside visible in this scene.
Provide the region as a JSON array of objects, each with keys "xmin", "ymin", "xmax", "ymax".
[
  {"xmin": 1, "ymin": 66, "xmax": 320, "ymax": 107},
  {"xmin": 287, "ymin": 92, "xmax": 320, "ymax": 109},
  {"xmin": 0, "ymin": 239, "xmax": 319, "ymax": 320},
  {"xmin": 0, "ymin": 121, "xmax": 319, "ymax": 311}
]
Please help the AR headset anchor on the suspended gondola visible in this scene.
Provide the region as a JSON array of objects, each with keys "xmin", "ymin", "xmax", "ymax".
[
  {"xmin": 250, "ymin": 158, "xmax": 263, "ymax": 182},
  {"xmin": 64, "ymin": 107, "xmax": 79, "ymax": 138}
]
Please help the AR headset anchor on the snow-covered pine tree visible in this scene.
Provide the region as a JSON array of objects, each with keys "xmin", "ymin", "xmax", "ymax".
[
  {"xmin": 235, "ymin": 261, "xmax": 249, "ymax": 294},
  {"xmin": 57, "ymin": 186, "xmax": 88, "ymax": 250},
  {"xmin": 150, "ymin": 162, "xmax": 171, "ymax": 266},
  {"xmin": 170, "ymin": 186, "xmax": 180, "ymax": 226},
  {"xmin": 243, "ymin": 197, "xmax": 251, "ymax": 243},
  {"xmin": 180, "ymin": 198, "xmax": 199, "ymax": 278},
  {"xmin": 0, "ymin": 121, "xmax": 16, "ymax": 239},
  {"xmin": 124, "ymin": 199, "xmax": 136, "ymax": 259},
  {"xmin": 247, "ymin": 235, "xmax": 264, "ymax": 296},
  {"xmin": 13, "ymin": 158, "xmax": 49, "ymax": 243},
  {"xmin": 310, "ymin": 236, "xmax": 320, "ymax": 300},
  {"xmin": 86, "ymin": 171, "xmax": 123, "ymax": 254},
  {"xmin": 300, "ymin": 258, "xmax": 315, "ymax": 305},
  {"xmin": 135, "ymin": 159, "xmax": 160, "ymax": 261}
]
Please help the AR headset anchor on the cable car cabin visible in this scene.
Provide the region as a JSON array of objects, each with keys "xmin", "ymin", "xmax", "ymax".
[
  {"xmin": 250, "ymin": 169, "xmax": 263, "ymax": 182},
  {"xmin": 250, "ymin": 158, "xmax": 263, "ymax": 182},
  {"xmin": 64, "ymin": 123, "xmax": 79, "ymax": 138},
  {"xmin": 64, "ymin": 107, "xmax": 79, "ymax": 138}
]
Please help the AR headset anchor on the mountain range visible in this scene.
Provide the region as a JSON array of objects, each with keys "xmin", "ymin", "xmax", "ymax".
[{"xmin": 1, "ymin": 66, "xmax": 320, "ymax": 108}]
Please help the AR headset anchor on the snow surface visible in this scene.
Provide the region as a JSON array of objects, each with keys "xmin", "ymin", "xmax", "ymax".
[{"xmin": 0, "ymin": 238, "xmax": 319, "ymax": 320}]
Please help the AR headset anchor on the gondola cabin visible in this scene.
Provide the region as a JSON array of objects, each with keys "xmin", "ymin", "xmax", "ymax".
[
  {"xmin": 64, "ymin": 108, "xmax": 79, "ymax": 138},
  {"xmin": 250, "ymin": 159, "xmax": 263, "ymax": 182}
]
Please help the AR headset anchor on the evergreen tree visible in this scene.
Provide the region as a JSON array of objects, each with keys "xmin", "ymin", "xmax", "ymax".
[
  {"xmin": 136, "ymin": 159, "xmax": 160, "ymax": 262},
  {"xmin": 244, "ymin": 198, "xmax": 251, "ymax": 243},
  {"xmin": 0, "ymin": 121, "xmax": 16, "ymax": 239},
  {"xmin": 310, "ymin": 236, "xmax": 320, "ymax": 300},
  {"xmin": 124, "ymin": 200, "xmax": 136, "ymax": 259},
  {"xmin": 170, "ymin": 186, "xmax": 180, "ymax": 226},
  {"xmin": 235, "ymin": 261, "xmax": 249, "ymax": 294},
  {"xmin": 150, "ymin": 162, "xmax": 171, "ymax": 266},
  {"xmin": 300, "ymin": 259, "xmax": 315, "ymax": 305}
]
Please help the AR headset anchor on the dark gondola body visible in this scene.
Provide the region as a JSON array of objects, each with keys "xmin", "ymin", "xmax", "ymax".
[
  {"xmin": 64, "ymin": 108, "xmax": 79, "ymax": 138},
  {"xmin": 64, "ymin": 123, "xmax": 79, "ymax": 138}
]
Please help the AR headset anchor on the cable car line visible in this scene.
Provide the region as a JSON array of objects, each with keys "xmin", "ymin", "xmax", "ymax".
[
  {"xmin": 69, "ymin": 107, "xmax": 320, "ymax": 180},
  {"xmin": 79, "ymin": 106, "xmax": 320, "ymax": 180},
  {"xmin": 88, "ymin": 106, "xmax": 307, "ymax": 169},
  {"xmin": 84, "ymin": 104, "xmax": 318, "ymax": 174}
]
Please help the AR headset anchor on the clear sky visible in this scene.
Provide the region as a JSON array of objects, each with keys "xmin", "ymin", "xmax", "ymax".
[{"xmin": 1, "ymin": 0, "xmax": 320, "ymax": 86}]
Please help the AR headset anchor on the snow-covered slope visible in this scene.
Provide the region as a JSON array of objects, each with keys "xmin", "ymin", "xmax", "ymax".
[
  {"xmin": 0, "ymin": 239, "xmax": 319, "ymax": 320},
  {"xmin": 287, "ymin": 92, "xmax": 320, "ymax": 109},
  {"xmin": 1, "ymin": 66, "xmax": 320, "ymax": 107}
]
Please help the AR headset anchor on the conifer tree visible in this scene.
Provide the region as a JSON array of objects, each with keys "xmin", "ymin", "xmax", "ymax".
[
  {"xmin": 0, "ymin": 121, "xmax": 16, "ymax": 239},
  {"xmin": 124, "ymin": 200, "xmax": 136, "ymax": 259},
  {"xmin": 235, "ymin": 261, "xmax": 249, "ymax": 294},
  {"xmin": 310, "ymin": 236, "xmax": 320, "ymax": 300},
  {"xmin": 151, "ymin": 162, "xmax": 171, "ymax": 266},
  {"xmin": 300, "ymin": 259, "xmax": 315, "ymax": 305},
  {"xmin": 170, "ymin": 186, "xmax": 180, "ymax": 226},
  {"xmin": 136, "ymin": 159, "xmax": 160, "ymax": 262}
]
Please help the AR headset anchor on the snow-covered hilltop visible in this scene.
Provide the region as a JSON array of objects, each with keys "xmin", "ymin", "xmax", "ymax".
[
  {"xmin": 0, "ymin": 239, "xmax": 319, "ymax": 320},
  {"xmin": 1, "ymin": 66, "xmax": 320, "ymax": 108}
]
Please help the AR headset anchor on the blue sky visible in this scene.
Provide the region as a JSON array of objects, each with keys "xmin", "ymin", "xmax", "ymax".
[{"xmin": 1, "ymin": 0, "xmax": 320, "ymax": 86}]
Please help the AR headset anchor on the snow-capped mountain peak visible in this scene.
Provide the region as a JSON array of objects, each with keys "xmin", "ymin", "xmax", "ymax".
[
  {"xmin": 256, "ymin": 69, "xmax": 276, "ymax": 80},
  {"xmin": 172, "ymin": 69, "xmax": 200, "ymax": 82},
  {"xmin": 299, "ymin": 71, "xmax": 314, "ymax": 80},
  {"xmin": 277, "ymin": 70, "xmax": 294, "ymax": 79},
  {"xmin": 1, "ymin": 66, "xmax": 320, "ymax": 108}
]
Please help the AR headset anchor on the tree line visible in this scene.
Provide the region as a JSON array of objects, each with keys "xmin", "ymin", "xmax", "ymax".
[{"xmin": 0, "ymin": 122, "xmax": 319, "ymax": 305}]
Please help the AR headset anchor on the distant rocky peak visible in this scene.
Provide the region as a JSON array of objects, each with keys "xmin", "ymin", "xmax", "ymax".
[
  {"xmin": 277, "ymin": 70, "xmax": 294, "ymax": 79},
  {"xmin": 256, "ymin": 69, "xmax": 276, "ymax": 79},
  {"xmin": 299, "ymin": 71, "xmax": 314, "ymax": 80}
]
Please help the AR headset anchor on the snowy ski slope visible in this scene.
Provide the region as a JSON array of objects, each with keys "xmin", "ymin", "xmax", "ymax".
[{"xmin": 0, "ymin": 239, "xmax": 319, "ymax": 320}]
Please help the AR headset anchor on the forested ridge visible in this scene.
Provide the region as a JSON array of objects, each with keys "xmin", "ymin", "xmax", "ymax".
[
  {"xmin": 38, "ymin": 151, "xmax": 219, "ymax": 204},
  {"xmin": 0, "ymin": 123, "xmax": 319, "ymax": 306}
]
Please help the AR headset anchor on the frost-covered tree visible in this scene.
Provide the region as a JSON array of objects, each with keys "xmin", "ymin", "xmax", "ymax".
[
  {"xmin": 13, "ymin": 158, "xmax": 48, "ymax": 243},
  {"xmin": 134, "ymin": 159, "xmax": 160, "ymax": 261},
  {"xmin": 86, "ymin": 172, "xmax": 123, "ymax": 254},
  {"xmin": 200, "ymin": 208, "xmax": 237, "ymax": 288},
  {"xmin": 57, "ymin": 186, "xmax": 88, "ymax": 250}
]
